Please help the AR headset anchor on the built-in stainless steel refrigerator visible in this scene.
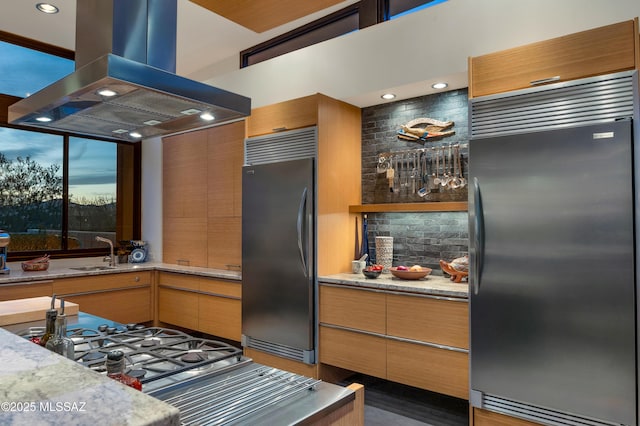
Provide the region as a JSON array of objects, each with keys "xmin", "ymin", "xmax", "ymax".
[
  {"xmin": 241, "ymin": 127, "xmax": 317, "ymax": 365},
  {"xmin": 469, "ymin": 71, "xmax": 639, "ymax": 426}
]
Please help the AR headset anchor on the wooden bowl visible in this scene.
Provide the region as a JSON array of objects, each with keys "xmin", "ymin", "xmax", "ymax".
[
  {"xmin": 21, "ymin": 261, "xmax": 49, "ymax": 271},
  {"xmin": 389, "ymin": 267, "xmax": 432, "ymax": 280}
]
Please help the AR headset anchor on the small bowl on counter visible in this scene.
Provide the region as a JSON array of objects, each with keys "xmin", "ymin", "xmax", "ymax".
[
  {"xmin": 389, "ymin": 266, "xmax": 432, "ymax": 280},
  {"xmin": 362, "ymin": 266, "xmax": 383, "ymax": 279}
]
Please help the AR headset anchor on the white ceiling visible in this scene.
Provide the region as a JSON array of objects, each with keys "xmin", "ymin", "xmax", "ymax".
[
  {"xmin": 2, "ymin": 1, "xmax": 640, "ymax": 110},
  {"xmin": 0, "ymin": 0, "xmax": 359, "ymax": 78}
]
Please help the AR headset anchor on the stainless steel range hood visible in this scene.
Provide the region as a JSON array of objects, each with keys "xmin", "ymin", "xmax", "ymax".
[{"xmin": 8, "ymin": 0, "xmax": 250, "ymax": 141}]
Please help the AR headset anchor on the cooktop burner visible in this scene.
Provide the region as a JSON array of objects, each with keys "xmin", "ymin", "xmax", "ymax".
[{"xmin": 70, "ymin": 327, "xmax": 244, "ymax": 385}]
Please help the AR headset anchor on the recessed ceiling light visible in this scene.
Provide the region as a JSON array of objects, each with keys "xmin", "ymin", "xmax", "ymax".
[
  {"xmin": 431, "ymin": 82, "xmax": 448, "ymax": 90},
  {"xmin": 381, "ymin": 93, "xmax": 396, "ymax": 100},
  {"xmin": 143, "ymin": 120, "xmax": 162, "ymax": 126},
  {"xmin": 36, "ymin": 3, "xmax": 59, "ymax": 14},
  {"xmin": 35, "ymin": 116, "xmax": 52, "ymax": 122},
  {"xmin": 97, "ymin": 89, "xmax": 117, "ymax": 97},
  {"xmin": 112, "ymin": 129, "xmax": 128, "ymax": 134},
  {"xmin": 200, "ymin": 112, "xmax": 215, "ymax": 121},
  {"xmin": 180, "ymin": 108, "xmax": 201, "ymax": 116},
  {"xmin": 129, "ymin": 132, "xmax": 142, "ymax": 139}
]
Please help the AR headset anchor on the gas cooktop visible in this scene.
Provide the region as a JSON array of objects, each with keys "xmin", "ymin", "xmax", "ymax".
[{"xmin": 13, "ymin": 314, "xmax": 250, "ymax": 393}]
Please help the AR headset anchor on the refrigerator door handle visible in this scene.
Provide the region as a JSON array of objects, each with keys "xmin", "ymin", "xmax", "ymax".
[
  {"xmin": 297, "ymin": 187, "xmax": 308, "ymax": 277},
  {"xmin": 472, "ymin": 177, "xmax": 485, "ymax": 295}
]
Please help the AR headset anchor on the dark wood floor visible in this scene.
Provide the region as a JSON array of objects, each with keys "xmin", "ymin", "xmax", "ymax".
[{"xmin": 343, "ymin": 374, "xmax": 468, "ymax": 426}]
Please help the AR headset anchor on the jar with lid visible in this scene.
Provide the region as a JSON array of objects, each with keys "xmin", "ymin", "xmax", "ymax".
[{"xmin": 106, "ymin": 350, "xmax": 142, "ymax": 391}]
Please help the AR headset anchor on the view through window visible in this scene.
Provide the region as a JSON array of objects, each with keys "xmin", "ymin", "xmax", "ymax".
[{"xmin": 0, "ymin": 36, "xmax": 137, "ymax": 256}]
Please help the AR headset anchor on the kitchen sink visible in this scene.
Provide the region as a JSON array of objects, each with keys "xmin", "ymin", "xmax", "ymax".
[{"xmin": 69, "ymin": 265, "xmax": 116, "ymax": 271}]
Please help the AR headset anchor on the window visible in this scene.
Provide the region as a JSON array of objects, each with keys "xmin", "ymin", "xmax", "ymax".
[
  {"xmin": 0, "ymin": 40, "xmax": 74, "ymax": 97},
  {"xmin": 0, "ymin": 33, "xmax": 140, "ymax": 259},
  {"xmin": 240, "ymin": 0, "xmax": 446, "ymax": 67}
]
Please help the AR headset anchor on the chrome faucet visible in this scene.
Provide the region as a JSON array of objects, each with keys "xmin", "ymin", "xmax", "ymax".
[{"xmin": 95, "ymin": 236, "xmax": 115, "ymax": 267}]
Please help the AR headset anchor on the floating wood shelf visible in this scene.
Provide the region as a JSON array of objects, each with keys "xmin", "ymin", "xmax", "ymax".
[{"xmin": 349, "ymin": 202, "xmax": 468, "ymax": 213}]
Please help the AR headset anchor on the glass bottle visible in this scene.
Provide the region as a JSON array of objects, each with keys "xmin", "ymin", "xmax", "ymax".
[
  {"xmin": 45, "ymin": 313, "xmax": 75, "ymax": 360},
  {"xmin": 106, "ymin": 350, "xmax": 142, "ymax": 391},
  {"xmin": 39, "ymin": 307, "xmax": 58, "ymax": 347}
]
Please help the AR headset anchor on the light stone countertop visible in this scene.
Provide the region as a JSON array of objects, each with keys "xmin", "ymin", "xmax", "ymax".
[
  {"xmin": 1, "ymin": 257, "xmax": 467, "ymax": 298},
  {"xmin": 0, "ymin": 257, "xmax": 241, "ymax": 285},
  {"xmin": 319, "ymin": 272, "xmax": 469, "ymax": 299},
  {"xmin": 0, "ymin": 327, "xmax": 180, "ymax": 426}
]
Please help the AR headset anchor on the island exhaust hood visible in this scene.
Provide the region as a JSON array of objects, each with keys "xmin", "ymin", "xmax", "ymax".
[{"xmin": 8, "ymin": 0, "xmax": 251, "ymax": 141}]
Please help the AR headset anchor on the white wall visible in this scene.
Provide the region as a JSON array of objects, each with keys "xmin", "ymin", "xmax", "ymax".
[
  {"xmin": 141, "ymin": 137, "xmax": 162, "ymax": 262},
  {"xmin": 200, "ymin": 0, "xmax": 640, "ymax": 108}
]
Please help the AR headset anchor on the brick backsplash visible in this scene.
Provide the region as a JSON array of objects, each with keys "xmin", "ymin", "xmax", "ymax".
[{"xmin": 360, "ymin": 89, "xmax": 470, "ymax": 273}]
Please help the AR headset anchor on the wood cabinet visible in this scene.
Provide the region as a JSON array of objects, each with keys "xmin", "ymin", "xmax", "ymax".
[
  {"xmin": 245, "ymin": 95, "xmax": 318, "ymax": 137},
  {"xmin": 469, "ymin": 19, "xmax": 639, "ymax": 98},
  {"xmin": 53, "ymin": 272, "xmax": 152, "ymax": 324},
  {"xmin": 157, "ymin": 272, "xmax": 241, "ymax": 341},
  {"xmin": 473, "ymin": 407, "xmax": 542, "ymax": 426},
  {"xmin": 0, "ymin": 280, "xmax": 53, "ymax": 301},
  {"xmin": 163, "ymin": 121, "xmax": 244, "ymax": 269},
  {"xmin": 319, "ymin": 284, "xmax": 469, "ymax": 400}
]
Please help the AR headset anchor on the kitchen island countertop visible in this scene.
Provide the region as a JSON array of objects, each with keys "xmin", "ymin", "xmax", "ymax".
[
  {"xmin": 0, "ymin": 327, "xmax": 180, "ymax": 426},
  {"xmin": 320, "ymin": 272, "xmax": 469, "ymax": 298}
]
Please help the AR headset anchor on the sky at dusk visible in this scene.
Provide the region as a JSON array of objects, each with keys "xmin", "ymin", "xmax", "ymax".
[{"xmin": 0, "ymin": 41, "xmax": 117, "ymax": 204}]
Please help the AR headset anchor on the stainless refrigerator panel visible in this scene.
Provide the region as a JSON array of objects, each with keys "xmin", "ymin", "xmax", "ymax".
[
  {"xmin": 469, "ymin": 120, "xmax": 635, "ymax": 425},
  {"xmin": 242, "ymin": 158, "xmax": 315, "ymax": 351}
]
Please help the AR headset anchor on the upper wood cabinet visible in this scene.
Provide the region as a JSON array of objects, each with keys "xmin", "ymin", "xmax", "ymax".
[
  {"xmin": 163, "ymin": 121, "xmax": 244, "ymax": 269},
  {"xmin": 246, "ymin": 95, "xmax": 318, "ymax": 137},
  {"xmin": 469, "ymin": 19, "xmax": 639, "ymax": 98},
  {"xmin": 246, "ymin": 94, "xmax": 362, "ymax": 275}
]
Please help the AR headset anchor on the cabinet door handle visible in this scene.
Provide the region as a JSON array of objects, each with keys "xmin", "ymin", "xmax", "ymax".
[
  {"xmin": 530, "ymin": 76, "xmax": 560, "ymax": 86},
  {"xmin": 272, "ymin": 126, "xmax": 287, "ymax": 132}
]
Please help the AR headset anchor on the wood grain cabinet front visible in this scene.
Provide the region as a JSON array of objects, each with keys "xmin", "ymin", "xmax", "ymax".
[
  {"xmin": 157, "ymin": 272, "xmax": 241, "ymax": 341},
  {"xmin": 473, "ymin": 407, "xmax": 544, "ymax": 426},
  {"xmin": 319, "ymin": 284, "xmax": 469, "ymax": 400},
  {"xmin": 0, "ymin": 280, "xmax": 54, "ymax": 301},
  {"xmin": 53, "ymin": 272, "xmax": 152, "ymax": 324},
  {"xmin": 469, "ymin": 19, "xmax": 639, "ymax": 98},
  {"xmin": 245, "ymin": 95, "xmax": 318, "ymax": 137},
  {"xmin": 162, "ymin": 120, "xmax": 245, "ymax": 270}
]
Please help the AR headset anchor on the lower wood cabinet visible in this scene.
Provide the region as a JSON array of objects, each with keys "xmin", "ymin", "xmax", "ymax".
[
  {"xmin": 319, "ymin": 326, "xmax": 386, "ymax": 378},
  {"xmin": 473, "ymin": 407, "xmax": 542, "ymax": 426},
  {"xmin": 387, "ymin": 339, "xmax": 468, "ymax": 400},
  {"xmin": 319, "ymin": 283, "xmax": 469, "ymax": 400},
  {"xmin": 157, "ymin": 272, "xmax": 241, "ymax": 341},
  {"xmin": 0, "ymin": 280, "xmax": 53, "ymax": 301},
  {"xmin": 53, "ymin": 272, "xmax": 153, "ymax": 324}
]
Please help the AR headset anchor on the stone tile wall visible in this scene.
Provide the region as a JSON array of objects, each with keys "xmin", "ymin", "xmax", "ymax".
[{"xmin": 360, "ymin": 89, "xmax": 470, "ymax": 273}]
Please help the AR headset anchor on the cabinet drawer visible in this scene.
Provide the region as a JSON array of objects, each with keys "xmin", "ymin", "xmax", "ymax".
[
  {"xmin": 387, "ymin": 340, "xmax": 468, "ymax": 400},
  {"xmin": 470, "ymin": 20, "xmax": 637, "ymax": 98},
  {"xmin": 319, "ymin": 285, "xmax": 385, "ymax": 334},
  {"xmin": 53, "ymin": 272, "xmax": 151, "ymax": 294},
  {"xmin": 199, "ymin": 296, "xmax": 241, "ymax": 341},
  {"xmin": 319, "ymin": 326, "xmax": 386, "ymax": 378},
  {"xmin": 158, "ymin": 287, "xmax": 198, "ymax": 330},
  {"xmin": 246, "ymin": 95, "xmax": 318, "ymax": 137},
  {"xmin": 473, "ymin": 408, "xmax": 543, "ymax": 426},
  {"xmin": 157, "ymin": 272, "xmax": 200, "ymax": 291},
  {"xmin": 386, "ymin": 294, "xmax": 468, "ymax": 349},
  {"xmin": 65, "ymin": 287, "xmax": 152, "ymax": 324},
  {"xmin": 0, "ymin": 281, "xmax": 53, "ymax": 301},
  {"xmin": 199, "ymin": 278, "xmax": 241, "ymax": 298}
]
